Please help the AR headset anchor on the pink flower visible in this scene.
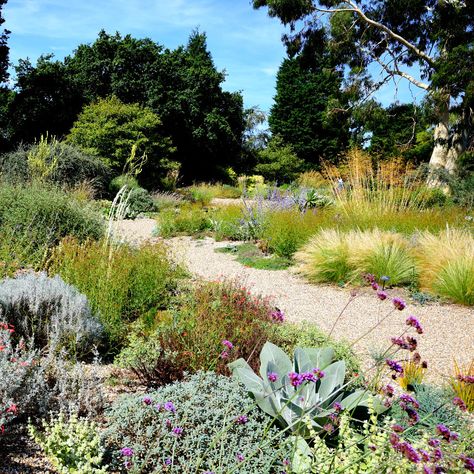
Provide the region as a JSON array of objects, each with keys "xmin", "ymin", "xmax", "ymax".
[{"xmin": 222, "ymin": 340, "xmax": 233, "ymax": 350}]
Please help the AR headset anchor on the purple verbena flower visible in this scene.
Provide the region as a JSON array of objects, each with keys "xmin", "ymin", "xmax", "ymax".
[
  {"xmin": 164, "ymin": 458, "xmax": 172, "ymax": 466},
  {"xmin": 392, "ymin": 424, "xmax": 405, "ymax": 433},
  {"xmin": 436, "ymin": 424, "xmax": 458, "ymax": 443},
  {"xmin": 323, "ymin": 423, "xmax": 334, "ymax": 433},
  {"xmin": 460, "ymin": 455, "xmax": 474, "ymax": 472},
  {"xmin": 400, "ymin": 393, "xmax": 420, "ymax": 409},
  {"xmin": 393, "ymin": 297, "xmax": 406, "ymax": 311},
  {"xmin": 458, "ymin": 374, "xmax": 474, "ymax": 384},
  {"xmin": 143, "ymin": 396, "xmax": 152, "ymax": 405},
  {"xmin": 164, "ymin": 401, "xmax": 176, "ymax": 413},
  {"xmin": 172, "ymin": 426, "xmax": 183, "ymax": 437},
  {"xmin": 121, "ymin": 447, "xmax": 134, "ymax": 457},
  {"xmin": 428, "ymin": 438, "xmax": 441, "ymax": 448},
  {"xmin": 267, "ymin": 372, "xmax": 278, "ymax": 382},
  {"xmin": 333, "ymin": 402, "xmax": 342, "ymax": 413},
  {"xmin": 371, "ymin": 281, "xmax": 379, "ymax": 291},
  {"xmin": 377, "ymin": 290, "xmax": 388, "ymax": 301},
  {"xmin": 406, "ymin": 315, "xmax": 423, "ymax": 334},
  {"xmin": 220, "ymin": 350, "xmax": 229, "ymax": 359},
  {"xmin": 453, "ymin": 396, "xmax": 467, "ymax": 412},
  {"xmin": 288, "ymin": 372, "xmax": 303, "ymax": 387},
  {"xmin": 271, "ymin": 309, "xmax": 285, "ymax": 323},
  {"xmin": 235, "ymin": 415, "xmax": 248, "ymax": 424},
  {"xmin": 222, "ymin": 339, "xmax": 233, "ymax": 350},
  {"xmin": 236, "ymin": 453, "xmax": 244, "ymax": 462},
  {"xmin": 386, "ymin": 359, "xmax": 404, "ymax": 374}
]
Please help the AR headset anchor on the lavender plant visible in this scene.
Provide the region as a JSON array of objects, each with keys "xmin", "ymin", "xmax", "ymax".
[{"xmin": 0, "ymin": 271, "xmax": 103, "ymax": 357}]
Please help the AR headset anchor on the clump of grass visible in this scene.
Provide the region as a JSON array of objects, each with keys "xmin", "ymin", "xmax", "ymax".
[
  {"xmin": 157, "ymin": 204, "xmax": 212, "ymax": 237},
  {"xmin": 151, "ymin": 191, "xmax": 184, "ymax": 211},
  {"xmin": 346, "ymin": 229, "xmax": 416, "ymax": 286},
  {"xmin": 398, "ymin": 360, "xmax": 427, "ymax": 391},
  {"xmin": 294, "ymin": 229, "xmax": 351, "ymax": 283},
  {"xmin": 450, "ymin": 360, "xmax": 474, "ymax": 412},
  {"xmin": 216, "ymin": 243, "xmax": 291, "ymax": 270},
  {"xmin": 417, "ymin": 228, "xmax": 474, "ymax": 305},
  {"xmin": 297, "ymin": 170, "xmax": 327, "ymax": 189}
]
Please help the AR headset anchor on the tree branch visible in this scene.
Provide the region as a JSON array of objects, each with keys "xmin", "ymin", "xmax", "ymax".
[{"xmin": 373, "ymin": 55, "xmax": 430, "ymax": 90}]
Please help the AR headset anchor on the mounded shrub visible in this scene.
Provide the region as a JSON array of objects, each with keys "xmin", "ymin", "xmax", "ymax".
[
  {"xmin": 48, "ymin": 239, "xmax": 186, "ymax": 349},
  {"xmin": 0, "ymin": 141, "xmax": 110, "ymax": 192},
  {"xmin": 123, "ymin": 187, "xmax": 156, "ymax": 219},
  {"xmin": 0, "ymin": 272, "xmax": 103, "ymax": 356},
  {"xmin": 103, "ymin": 372, "xmax": 291, "ymax": 473}
]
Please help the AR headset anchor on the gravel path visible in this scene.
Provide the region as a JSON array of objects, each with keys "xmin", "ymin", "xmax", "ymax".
[{"xmin": 115, "ymin": 219, "xmax": 474, "ymax": 383}]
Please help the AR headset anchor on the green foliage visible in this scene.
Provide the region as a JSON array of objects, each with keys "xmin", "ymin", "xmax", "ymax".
[
  {"xmin": 68, "ymin": 96, "xmax": 174, "ymax": 186},
  {"xmin": 182, "ymin": 184, "xmax": 215, "ymax": 206},
  {"xmin": 269, "ymin": 39, "xmax": 349, "ymax": 166},
  {"xmin": 109, "ymin": 174, "xmax": 139, "ymax": 194},
  {"xmin": 273, "ymin": 322, "xmax": 360, "ymax": 380},
  {"xmin": 0, "ymin": 182, "xmax": 103, "ymax": 262},
  {"xmin": 230, "ymin": 342, "xmax": 377, "ymax": 436},
  {"xmin": 29, "ymin": 413, "xmax": 107, "ymax": 474},
  {"xmin": 103, "ymin": 372, "xmax": 291, "ymax": 473},
  {"xmin": 48, "ymin": 239, "xmax": 186, "ymax": 349},
  {"xmin": 390, "ymin": 384, "xmax": 469, "ymax": 443},
  {"xmin": 157, "ymin": 204, "xmax": 212, "ymax": 237},
  {"xmin": 216, "ymin": 243, "xmax": 292, "ymax": 270},
  {"xmin": 123, "ymin": 187, "xmax": 156, "ymax": 219},
  {"xmin": 117, "ymin": 279, "xmax": 280, "ymax": 386},
  {"xmin": 0, "ymin": 139, "xmax": 110, "ymax": 191},
  {"xmin": 255, "ymin": 135, "xmax": 305, "ymax": 183}
]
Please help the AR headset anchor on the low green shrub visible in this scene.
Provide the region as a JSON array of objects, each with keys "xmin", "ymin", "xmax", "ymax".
[
  {"xmin": 216, "ymin": 243, "xmax": 292, "ymax": 270},
  {"xmin": 273, "ymin": 322, "xmax": 361, "ymax": 379},
  {"xmin": 109, "ymin": 174, "xmax": 140, "ymax": 195},
  {"xmin": 29, "ymin": 413, "xmax": 107, "ymax": 474},
  {"xmin": 0, "ymin": 182, "xmax": 104, "ymax": 256},
  {"xmin": 181, "ymin": 184, "xmax": 215, "ymax": 206},
  {"xmin": 116, "ymin": 279, "xmax": 281, "ymax": 386},
  {"xmin": 152, "ymin": 191, "xmax": 184, "ymax": 211},
  {"xmin": 123, "ymin": 187, "xmax": 155, "ymax": 219},
  {"xmin": 103, "ymin": 372, "xmax": 291, "ymax": 473},
  {"xmin": 157, "ymin": 204, "xmax": 212, "ymax": 237},
  {"xmin": 0, "ymin": 140, "xmax": 110, "ymax": 193},
  {"xmin": 48, "ymin": 239, "xmax": 186, "ymax": 350}
]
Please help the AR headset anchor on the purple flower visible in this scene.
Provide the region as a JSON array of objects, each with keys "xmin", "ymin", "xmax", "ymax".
[
  {"xmin": 288, "ymin": 372, "xmax": 303, "ymax": 387},
  {"xmin": 382, "ymin": 384, "xmax": 395, "ymax": 397},
  {"xmin": 164, "ymin": 401, "xmax": 176, "ymax": 413},
  {"xmin": 432, "ymin": 448, "xmax": 443, "ymax": 461},
  {"xmin": 453, "ymin": 396, "xmax": 467, "ymax": 411},
  {"xmin": 392, "ymin": 297, "xmax": 406, "ymax": 311},
  {"xmin": 419, "ymin": 449, "xmax": 430, "ymax": 462},
  {"xmin": 236, "ymin": 453, "xmax": 244, "ymax": 462},
  {"xmin": 377, "ymin": 290, "xmax": 388, "ymax": 301},
  {"xmin": 392, "ymin": 424, "xmax": 405, "ymax": 433},
  {"xmin": 143, "ymin": 396, "xmax": 152, "ymax": 405},
  {"xmin": 436, "ymin": 424, "xmax": 458, "ymax": 442},
  {"xmin": 386, "ymin": 359, "xmax": 404, "ymax": 374},
  {"xmin": 333, "ymin": 402, "xmax": 342, "ymax": 413},
  {"xmin": 267, "ymin": 372, "xmax": 278, "ymax": 382},
  {"xmin": 458, "ymin": 374, "xmax": 474, "ymax": 383},
  {"xmin": 271, "ymin": 309, "xmax": 285, "ymax": 323},
  {"xmin": 312, "ymin": 368, "xmax": 325, "ymax": 379},
  {"xmin": 371, "ymin": 281, "xmax": 379, "ymax": 291},
  {"xmin": 428, "ymin": 438, "xmax": 441, "ymax": 448},
  {"xmin": 460, "ymin": 455, "xmax": 474, "ymax": 472},
  {"xmin": 222, "ymin": 339, "xmax": 233, "ymax": 350},
  {"xmin": 391, "ymin": 336, "xmax": 417, "ymax": 351},
  {"xmin": 406, "ymin": 315, "xmax": 423, "ymax": 334},
  {"xmin": 164, "ymin": 458, "xmax": 172, "ymax": 466},
  {"xmin": 400, "ymin": 393, "xmax": 420, "ymax": 409},
  {"xmin": 172, "ymin": 426, "xmax": 183, "ymax": 437},
  {"xmin": 423, "ymin": 466, "xmax": 434, "ymax": 474},
  {"xmin": 323, "ymin": 423, "xmax": 334, "ymax": 433},
  {"xmin": 220, "ymin": 350, "xmax": 229, "ymax": 359},
  {"xmin": 121, "ymin": 447, "xmax": 134, "ymax": 457},
  {"xmin": 235, "ymin": 415, "xmax": 248, "ymax": 424}
]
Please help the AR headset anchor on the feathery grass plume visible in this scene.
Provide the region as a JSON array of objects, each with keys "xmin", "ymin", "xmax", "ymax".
[
  {"xmin": 450, "ymin": 360, "xmax": 474, "ymax": 412},
  {"xmin": 417, "ymin": 227, "xmax": 474, "ymax": 305},
  {"xmin": 294, "ymin": 229, "xmax": 351, "ymax": 283},
  {"xmin": 346, "ymin": 229, "xmax": 416, "ymax": 286},
  {"xmin": 323, "ymin": 148, "xmax": 435, "ymax": 217}
]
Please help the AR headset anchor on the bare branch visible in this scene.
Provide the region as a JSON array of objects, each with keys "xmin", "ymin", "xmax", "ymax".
[{"xmin": 373, "ymin": 55, "xmax": 430, "ymax": 90}]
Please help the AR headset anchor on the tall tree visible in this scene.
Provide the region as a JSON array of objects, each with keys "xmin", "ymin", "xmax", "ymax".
[
  {"xmin": 270, "ymin": 28, "xmax": 349, "ymax": 166},
  {"xmin": 253, "ymin": 0, "xmax": 474, "ymax": 173},
  {"xmin": 0, "ymin": 0, "xmax": 9, "ymax": 85}
]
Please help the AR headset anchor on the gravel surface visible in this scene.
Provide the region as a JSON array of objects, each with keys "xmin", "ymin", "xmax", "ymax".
[{"xmin": 115, "ymin": 219, "xmax": 474, "ymax": 383}]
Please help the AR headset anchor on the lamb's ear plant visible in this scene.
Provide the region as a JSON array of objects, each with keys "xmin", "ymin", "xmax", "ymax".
[{"xmin": 229, "ymin": 341, "xmax": 383, "ymax": 436}]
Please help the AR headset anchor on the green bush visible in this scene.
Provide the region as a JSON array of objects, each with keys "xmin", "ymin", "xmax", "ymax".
[
  {"xmin": 48, "ymin": 239, "xmax": 186, "ymax": 349},
  {"xmin": 0, "ymin": 140, "xmax": 111, "ymax": 193},
  {"xmin": 109, "ymin": 174, "xmax": 140, "ymax": 195},
  {"xmin": 157, "ymin": 204, "xmax": 212, "ymax": 237},
  {"xmin": 123, "ymin": 187, "xmax": 155, "ymax": 219},
  {"xmin": 29, "ymin": 413, "xmax": 107, "ymax": 474},
  {"xmin": 0, "ymin": 183, "xmax": 104, "ymax": 268},
  {"xmin": 103, "ymin": 372, "xmax": 291, "ymax": 473},
  {"xmin": 116, "ymin": 279, "xmax": 281, "ymax": 386},
  {"xmin": 273, "ymin": 322, "xmax": 361, "ymax": 380}
]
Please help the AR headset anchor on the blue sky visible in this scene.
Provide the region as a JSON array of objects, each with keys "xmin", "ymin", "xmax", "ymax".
[{"xmin": 3, "ymin": 0, "xmax": 425, "ymax": 113}]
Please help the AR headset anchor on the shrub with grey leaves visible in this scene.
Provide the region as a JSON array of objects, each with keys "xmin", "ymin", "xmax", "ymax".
[
  {"xmin": 103, "ymin": 372, "xmax": 291, "ymax": 473},
  {"xmin": 0, "ymin": 272, "xmax": 103, "ymax": 357}
]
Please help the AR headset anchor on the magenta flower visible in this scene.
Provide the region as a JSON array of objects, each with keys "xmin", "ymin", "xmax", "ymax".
[
  {"xmin": 236, "ymin": 453, "xmax": 244, "ymax": 462},
  {"xmin": 288, "ymin": 372, "xmax": 303, "ymax": 387},
  {"xmin": 235, "ymin": 415, "xmax": 248, "ymax": 424},
  {"xmin": 460, "ymin": 455, "xmax": 474, "ymax": 472},
  {"xmin": 377, "ymin": 290, "xmax": 388, "ymax": 301},
  {"xmin": 406, "ymin": 315, "xmax": 423, "ymax": 334},
  {"xmin": 333, "ymin": 402, "xmax": 342, "ymax": 413},
  {"xmin": 386, "ymin": 359, "xmax": 404, "ymax": 374},
  {"xmin": 428, "ymin": 438, "xmax": 441, "ymax": 448},
  {"xmin": 172, "ymin": 426, "xmax": 183, "ymax": 437},
  {"xmin": 164, "ymin": 401, "xmax": 176, "ymax": 413},
  {"xmin": 392, "ymin": 424, "xmax": 405, "ymax": 433},
  {"xmin": 453, "ymin": 396, "xmax": 467, "ymax": 412},
  {"xmin": 392, "ymin": 297, "xmax": 406, "ymax": 310},
  {"xmin": 271, "ymin": 309, "xmax": 285, "ymax": 323},
  {"xmin": 436, "ymin": 424, "xmax": 459, "ymax": 442},
  {"xmin": 121, "ymin": 447, "xmax": 134, "ymax": 457},
  {"xmin": 220, "ymin": 350, "xmax": 229, "ymax": 359},
  {"xmin": 267, "ymin": 372, "xmax": 278, "ymax": 382},
  {"xmin": 222, "ymin": 340, "xmax": 233, "ymax": 350},
  {"xmin": 143, "ymin": 396, "xmax": 152, "ymax": 405},
  {"xmin": 371, "ymin": 281, "xmax": 379, "ymax": 291}
]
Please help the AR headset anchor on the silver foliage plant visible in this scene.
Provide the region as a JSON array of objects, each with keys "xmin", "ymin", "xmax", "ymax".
[{"xmin": 0, "ymin": 271, "xmax": 103, "ymax": 356}]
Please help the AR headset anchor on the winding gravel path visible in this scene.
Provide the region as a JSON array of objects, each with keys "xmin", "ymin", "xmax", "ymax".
[{"xmin": 115, "ymin": 218, "xmax": 474, "ymax": 383}]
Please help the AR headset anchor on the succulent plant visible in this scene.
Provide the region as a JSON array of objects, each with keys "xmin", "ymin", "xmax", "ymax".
[{"xmin": 230, "ymin": 341, "xmax": 382, "ymax": 436}]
